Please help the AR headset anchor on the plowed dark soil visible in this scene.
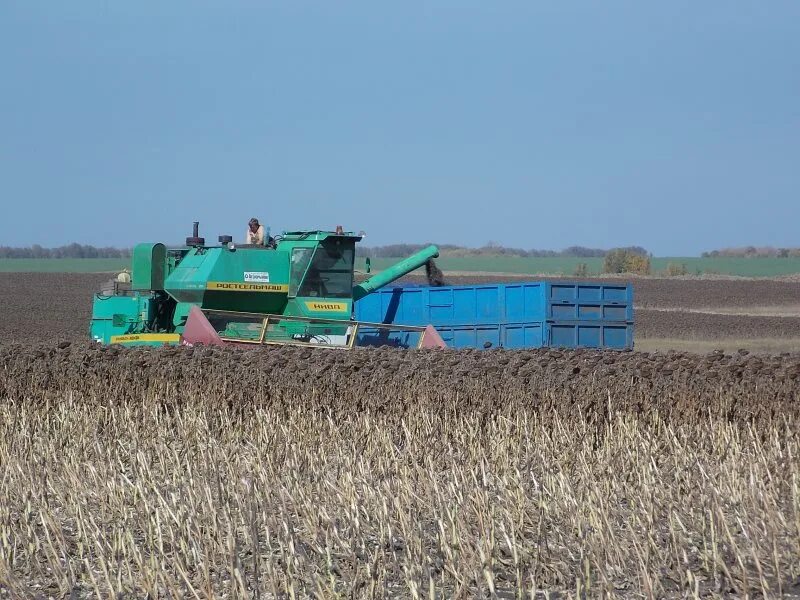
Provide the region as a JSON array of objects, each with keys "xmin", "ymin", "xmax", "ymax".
[
  {"xmin": 3, "ymin": 272, "xmax": 800, "ymax": 346},
  {"xmin": 0, "ymin": 273, "xmax": 107, "ymax": 343},
  {"xmin": 631, "ymin": 278, "xmax": 800, "ymax": 310},
  {"xmin": 637, "ymin": 309, "xmax": 800, "ymax": 339}
]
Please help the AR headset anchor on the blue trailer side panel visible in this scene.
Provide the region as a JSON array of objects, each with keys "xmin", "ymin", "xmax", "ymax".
[
  {"xmin": 354, "ymin": 280, "xmax": 633, "ymax": 350},
  {"xmin": 433, "ymin": 323, "xmax": 545, "ymax": 349},
  {"xmin": 356, "ymin": 282, "xmax": 547, "ymax": 326},
  {"xmin": 547, "ymin": 321, "xmax": 634, "ymax": 350},
  {"xmin": 546, "ymin": 283, "xmax": 634, "ymax": 321}
]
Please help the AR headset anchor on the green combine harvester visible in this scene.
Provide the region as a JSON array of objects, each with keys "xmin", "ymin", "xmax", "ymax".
[{"xmin": 90, "ymin": 222, "xmax": 445, "ymax": 349}]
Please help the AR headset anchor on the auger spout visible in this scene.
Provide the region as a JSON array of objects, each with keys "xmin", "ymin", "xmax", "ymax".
[{"xmin": 353, "ymin": 245, "xmax": 440, "ymax": 302}]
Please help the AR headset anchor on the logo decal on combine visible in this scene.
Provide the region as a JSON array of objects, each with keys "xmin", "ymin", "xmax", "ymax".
[
  {"xmin": 206, "ymin": 282, "xmax": 288, "ymax": 293},
  {"xmin": 110, "ymin": 333, "xmax": 181, "ymax": 344},
  {"xmin": 305, "ymin": 301, "xmax": 349, "ymax": 312},
  {"xmin": 244, "ymin": 271, "xmax": 270, "ymax": 283}
]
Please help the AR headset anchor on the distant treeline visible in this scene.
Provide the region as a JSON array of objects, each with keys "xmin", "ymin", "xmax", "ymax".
[
  {"xmin": 702, "ymin": 246, "xmax": 800, "ymax": 258},
  {"xmin": 356, "ymin": 243, "xmax": 650, "ymax": 259},
  {"xmin": 1, "ymin": 242, "xmax": 658, "ymax": 260},
  {"xmin": 0, "ymin": 244, "xmax": 131, "ymax": 259}
]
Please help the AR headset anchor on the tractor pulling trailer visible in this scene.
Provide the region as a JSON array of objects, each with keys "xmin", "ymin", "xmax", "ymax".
[{"xmin": 91, "ymin": 223, "xmax": 634, "ymax": 350}]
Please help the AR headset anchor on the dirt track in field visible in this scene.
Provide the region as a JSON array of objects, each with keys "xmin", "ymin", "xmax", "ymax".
[{"xmin": 2, "ymin": 272, "xmax": 800, "ymax": 350}]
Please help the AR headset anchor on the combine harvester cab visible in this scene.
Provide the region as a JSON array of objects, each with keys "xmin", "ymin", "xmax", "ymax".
[{"xmin": 90, "ymin": 222, "xmax": 446, "ymax": 349}]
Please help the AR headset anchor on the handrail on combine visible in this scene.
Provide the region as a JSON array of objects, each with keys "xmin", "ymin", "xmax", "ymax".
[{"xmin": 196, "ymin": 308, "xmax": 444, "ymax": 350}]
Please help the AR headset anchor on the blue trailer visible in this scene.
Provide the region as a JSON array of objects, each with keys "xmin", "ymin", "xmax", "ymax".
[{"xmin": 354, "ymin": 281, "xmax": 634, "ymax": 350}]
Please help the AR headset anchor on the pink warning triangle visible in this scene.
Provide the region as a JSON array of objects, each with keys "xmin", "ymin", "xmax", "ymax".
[
  {"xmin": 421, "ymin": 325, "xmax": 447, "ymax": 348},
  {"xmin": 181, "ymin": 306, "xmax": 225, "ymax": 346}
]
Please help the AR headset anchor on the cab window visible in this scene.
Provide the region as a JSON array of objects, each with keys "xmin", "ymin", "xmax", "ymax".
[
  {"xmin": 297, "ymin": 240, "xmax": 354, "ymax": 298},
  {"xmin": 289, "ymin": 248, "xmax": 314, "ymax": 297}
]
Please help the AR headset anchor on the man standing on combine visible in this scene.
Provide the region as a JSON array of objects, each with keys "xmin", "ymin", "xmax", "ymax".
[{"xmin": 246, "ymin": 217, "xmax": 265, "ymax": 245}]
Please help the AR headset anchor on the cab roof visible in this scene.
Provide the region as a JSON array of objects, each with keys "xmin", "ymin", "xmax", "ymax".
[{"xmin": 280, "ymin": 230, "xmax": 363, "ymax": 242}]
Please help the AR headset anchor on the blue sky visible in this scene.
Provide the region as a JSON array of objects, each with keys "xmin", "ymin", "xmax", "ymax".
[{"xmin": 1, "ymin": 1, "xmax": 798, "ymax": 255}]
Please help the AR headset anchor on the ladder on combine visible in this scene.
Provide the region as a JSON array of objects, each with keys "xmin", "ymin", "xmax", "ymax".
[{"xmin": 182, "ymin": 306, "xmax": 446, "ymax": 349}]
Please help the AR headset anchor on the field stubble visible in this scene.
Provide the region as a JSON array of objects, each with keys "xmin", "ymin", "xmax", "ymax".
[
  {"xmin": 1, "ymin": 342, "xmax": 800, "ymax": 597},
  {"xmin": 1, "ymin": 273, "xmax": 800, "ymax": 596}
]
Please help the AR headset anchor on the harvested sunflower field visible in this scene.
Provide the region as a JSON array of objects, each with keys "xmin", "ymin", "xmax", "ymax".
[{"xmin": 1, "ymin": 340, "xmax": 799, "ymax": 597}]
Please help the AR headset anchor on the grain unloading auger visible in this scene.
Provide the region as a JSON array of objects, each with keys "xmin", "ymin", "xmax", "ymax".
[{"xmin": 90, "ymin": 223, "xmax": 446, "ymax": 349}]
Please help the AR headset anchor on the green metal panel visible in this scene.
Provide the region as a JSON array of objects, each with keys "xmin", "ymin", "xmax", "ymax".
[
  {"xmin": 90, "ymin": 293, "xmax": 153, "ymax": 342},
  {"xmin": 132, "ymin": 243, "xmax": 167, "ymax": 290},
  {"xmin": 172, "ymin": 302, "xmax": 194, "ymax": 331},
  {"xmin": 165, "ymin": 246, "xmax": 291, "ymax": 314}
]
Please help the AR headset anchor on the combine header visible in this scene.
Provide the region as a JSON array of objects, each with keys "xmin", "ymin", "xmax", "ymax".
[{"xmin": 91, "ymin": 223, "xmax": 445, "ymax": 349}]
